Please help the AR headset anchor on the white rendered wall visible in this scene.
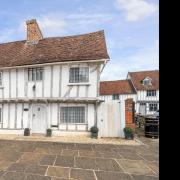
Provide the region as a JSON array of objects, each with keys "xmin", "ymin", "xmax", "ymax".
[{"xmin": 0, "ymin": 62, "xmax": 101, "ymax": 99}]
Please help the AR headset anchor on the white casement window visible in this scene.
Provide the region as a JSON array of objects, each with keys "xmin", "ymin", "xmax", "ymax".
[
  {"xmin": 60, "ymin": 107, "xmax": 85, "ymax": 124},
  {"xmin": 112, "ymin": 94, "xmax": 119, "ymax": 100},
  {"xmin": 28, "ymin": 68, "xmax": 44, "ymax": 81},
  {"xmin": 149, "ymin": 103, "xmax": 158, "ymax": 111},
  {"xmin": 0, "ymin": 72, "xmax": 3, "ymax": 86},
  {"xmin": 147, "ymin": 90, "xmax": 156, "ymax": 97},
  {"xmin": 69, "ymin": 67, "xmax": 89, "ymax": 83}
]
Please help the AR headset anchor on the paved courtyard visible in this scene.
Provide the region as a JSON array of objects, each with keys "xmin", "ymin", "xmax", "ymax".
[{"xmin": 0, "ymin": 136, "xmax": 159, "ymax": 180}]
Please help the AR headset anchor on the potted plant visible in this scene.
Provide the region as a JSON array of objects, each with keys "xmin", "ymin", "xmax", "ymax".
[
  {"xmin": 123, "ymin": 127, "xmax": 134, "ymax": 140},
  {"xmin": 46, "ymin": 128, "xmax": 52, "ymax": 137},
  {"xmin": 90, "ymin": 126, "xmax": 99, "ymax": 138},
  {"xmin": 24, "ymin": 128, "xmax": 30, "ymax": 136}
]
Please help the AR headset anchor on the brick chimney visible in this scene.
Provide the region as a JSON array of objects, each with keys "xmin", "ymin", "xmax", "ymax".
[{"xmin": 26, "ymin": 19, "xmax": 43, "ymax": 43}]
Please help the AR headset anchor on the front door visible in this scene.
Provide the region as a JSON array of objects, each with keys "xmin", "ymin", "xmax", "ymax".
[
  {"xmin": 32, "ymin": 105, "xmax": 47, "ymax": 134},
  {"xmin": 139, "ymin": 103, "xmax": 146, "ymax": 115}
]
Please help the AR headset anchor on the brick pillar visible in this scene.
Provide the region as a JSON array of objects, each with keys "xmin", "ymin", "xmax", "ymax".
[{"xmin": 125, "ymin": 98, "xmax": 135, "ymax": 130}]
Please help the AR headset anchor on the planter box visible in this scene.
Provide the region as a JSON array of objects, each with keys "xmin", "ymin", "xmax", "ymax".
[
  {"xmin": 24, "ymin": 129, "xmax": 30, "ymax": 136},
  {"xmin": 125, "ymin": 133, "xmax": 134, "ymax": 140},
  {"xmin": 91, "ymin": 132, "xmax": 98, "ymax": 139}
]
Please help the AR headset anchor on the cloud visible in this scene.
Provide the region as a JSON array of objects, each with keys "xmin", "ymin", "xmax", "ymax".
[
  {"xmin": 101, "ymin": 39, "xmax": 159, "ymax": 80},
  {"xmin": 116, "ymin": 0, "xmax": 158, "ymax": 22}
]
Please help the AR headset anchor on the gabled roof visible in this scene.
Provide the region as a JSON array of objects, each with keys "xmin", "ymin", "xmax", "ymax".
[
  {"xmin": 129, "ymin": 70, "xmax": 159, "ymax": 90},
  {"xmin": 0, "ymin": 31, "xmax": 109, "ymax": 68},
  {"xmin": 100, "ymin": 80, "xmax": 136, "ymax": 95}
]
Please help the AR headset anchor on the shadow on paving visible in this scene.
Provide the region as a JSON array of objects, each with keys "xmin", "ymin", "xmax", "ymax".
[{"xmin": 0, "ymin": 136, "xmax": 159, "ymax": 180}]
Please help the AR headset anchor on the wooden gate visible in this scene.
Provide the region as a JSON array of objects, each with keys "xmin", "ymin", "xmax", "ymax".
[{"xmin": 98, "ymin": 101, "xmax": 123, "ymax": 137}]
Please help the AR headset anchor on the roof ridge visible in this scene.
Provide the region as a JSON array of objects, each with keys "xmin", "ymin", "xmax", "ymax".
[
  {"xmin": 129, "ymin": 70, "xmax": 159, "ymax": 74},
  {"xmin": 0, "ymin": 30, "xmax": 105, "ymax": 46}
]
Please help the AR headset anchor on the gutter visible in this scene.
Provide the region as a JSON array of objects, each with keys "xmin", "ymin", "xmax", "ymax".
[{"xmin": 0, "ymin": 58, "xmax": 109, "ymax": 70}]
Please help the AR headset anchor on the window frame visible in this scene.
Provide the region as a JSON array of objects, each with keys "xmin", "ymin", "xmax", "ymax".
[
  {"xmin": 60, "ymin": 106, "xmax": 86, "ymax": 124},
  {"xmin": 147, "ymin": 90, "xmax": 157, "ymax": 97},
  {"xmin": 142, "ymin": 77, "xmax": 152, "ymax": 86},
  {"xmin": 149, "ymin": 103, "xmax": 158, "ymax": 112},
  {"xmin": 69, "ymin": 67, "xmax": 89, "ymax": 84},
  {"xmin": 28, "ymin": 67, "xmax": 44, "ymax": 82},
  {"xmin": 112, "ymin": 94, "xmax": 119, "ymax": 100}
]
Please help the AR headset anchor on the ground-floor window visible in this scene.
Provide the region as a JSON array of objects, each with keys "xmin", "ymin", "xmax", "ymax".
[
  {"xmin": 60, "ymin": 106, "xmax": 85, "ymax": 124},
  {"xmin": 149, "ymin": 103, "xmax": 158, "ymax": 111}
]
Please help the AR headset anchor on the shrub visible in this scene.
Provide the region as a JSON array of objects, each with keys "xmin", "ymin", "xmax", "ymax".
[
  {"xmin": 46, "ymin": 128, "xmax": 52, "ymax": 137},
  {"xmin": 123, "ymin": 127, "xmax": 133, "ymax": 134}
]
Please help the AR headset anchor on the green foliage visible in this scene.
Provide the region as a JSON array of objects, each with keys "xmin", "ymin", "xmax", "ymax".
[{"xmin": 90, "ymin": 126, "xmax": 99, "ymax": 133}]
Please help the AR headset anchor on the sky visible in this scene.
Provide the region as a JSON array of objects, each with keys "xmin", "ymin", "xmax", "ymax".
[{"xmin": 0, "ymin": 0, "xmax": 159, "ymax": 80}]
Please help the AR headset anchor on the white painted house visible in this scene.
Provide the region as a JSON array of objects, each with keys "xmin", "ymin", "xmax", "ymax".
[
  {"xmin": 0, "ymin": 19, "xmax": 110, "ymax": 136},
  {"xmin": 127, "ymin": 70, "xmax": 159, "ymax": 115},
  {"xmin": 100, "ymin": 70, "xmax": 159, "ymax": 116}
]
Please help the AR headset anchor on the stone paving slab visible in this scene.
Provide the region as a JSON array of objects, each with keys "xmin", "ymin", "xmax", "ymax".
[{"xmin": 0, "ymin": 137, "xmax": 159, "ymax": 180}]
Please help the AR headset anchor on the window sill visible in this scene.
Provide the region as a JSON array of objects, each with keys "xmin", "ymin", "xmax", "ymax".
[{"xmin": 68, "ymin": 83, "xmax": 90, "ymax": 86}]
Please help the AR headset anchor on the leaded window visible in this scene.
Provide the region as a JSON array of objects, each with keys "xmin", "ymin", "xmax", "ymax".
[
  {"xmin": 28, "ymin": 68, "xmax": 44, "ymax": 81},
  {"xmin": 69, "ymin": 67, "xmax": 89, "ymax": 83},
  {"xmin": 149, "ymin": 103, "xmax": 158, "ymax": 111},
  {"xmin": 60, "ymin": 107, "xmax": 85, "ymax": 124},
  {"xmin": 147, "ymin": 90, "xmax": 156, "ymax": 97},
  {"xmin": 112, "ymin": 94, "xmax": 119, "ymax": 100}
]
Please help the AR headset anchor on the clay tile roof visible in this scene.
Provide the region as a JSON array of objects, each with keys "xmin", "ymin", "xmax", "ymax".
[
  {"xmin": 0, "ymin": 31, "xmax": 109, "ymax": 68},
  {"xmin": 129, "ymin": 70, "xmax": 159, "ymax": 90},
  {"xmin": 100, "ymin": 80, "xmax": 136, "ymax": 95}
]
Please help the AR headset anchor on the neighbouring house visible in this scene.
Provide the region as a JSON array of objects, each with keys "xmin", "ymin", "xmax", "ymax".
[
  {"xmin": 99, "ymin": 80, "xmax": 136, "ymax": 137},
  {"xmin": 0, "ymin": 19, "xmax": 110, "ymax": 136},
  {"xmin": 100, "ymin": 70, "xmax": 159, "ymax": 116},
  {"xmin": 127, "ymin": 70, "xmax": 159, "ymax": 115}
]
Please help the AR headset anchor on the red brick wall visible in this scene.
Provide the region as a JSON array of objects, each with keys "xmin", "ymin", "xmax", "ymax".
[{"xmin": 125, "ymin": 98, "xmax": 135, "ymax": 130}]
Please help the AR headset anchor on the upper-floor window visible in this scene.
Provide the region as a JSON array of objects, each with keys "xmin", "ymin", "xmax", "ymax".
[
  {"xmin": 142, "ymin": 77, "xmax": 152, "ymax": 86},
  {"xmin": 112, "ymin": 94, "xmax": 119, "ymax": 100},
  {"xmin": 69, "ymin": 67, "xmax": 89, "ymax": 83},
  {"xmin": 0, "ymin": 72, "xmax": 2, "ymax": 86},
  {"xmin": 147, "ymin": 90, "xmax": 156, "ymax": 97},
  {"xmin": 28, "ymin": 68, "xmax": 44, "ymax": 81}
]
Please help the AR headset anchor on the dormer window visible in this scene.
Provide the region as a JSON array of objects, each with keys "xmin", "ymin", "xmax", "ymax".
[{"xmin": 142, "ymin": 77, "xmax": 152, "ymax": 86}]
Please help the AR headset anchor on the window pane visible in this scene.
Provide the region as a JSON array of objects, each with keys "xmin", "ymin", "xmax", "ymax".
[
  {"xmin": 36, "ymin": 68, "xmax": 40, "ymax": 81},
  {"xmin": 28, "ymin": 69, "xmax": 32, "ymax": 81},
  {"xmin": 69, "ymin": 67, "xmax": 89, "ymax": 83},
  {"xmin": 28, "ymin": 68, "xmax": 43, "ymax": 81}
]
